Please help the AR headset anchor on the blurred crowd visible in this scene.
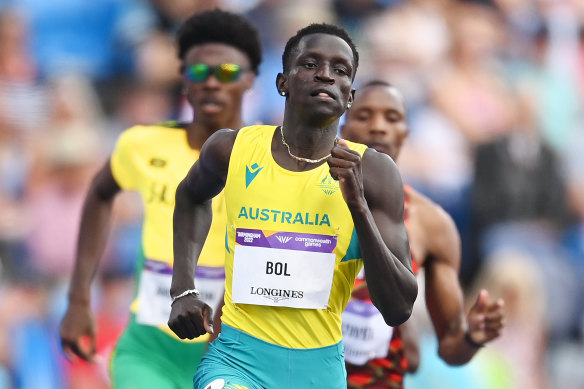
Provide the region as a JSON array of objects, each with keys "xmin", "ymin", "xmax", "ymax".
[{"xmin": 0, "ymin": 0, "xmax": 582, "ymax": 388}]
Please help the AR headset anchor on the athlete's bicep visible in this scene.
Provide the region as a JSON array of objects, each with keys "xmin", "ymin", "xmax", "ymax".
[
  {"xmin": 182, "ymin": 129, "xmax": 237, "ymax": 203},
  {"xmin": 91, "ymin": 159, "xmax": 121, "ymax": 200},
  {"xmin": 363, "ymin": 150, "xmax": 411, "ymax": 268}
]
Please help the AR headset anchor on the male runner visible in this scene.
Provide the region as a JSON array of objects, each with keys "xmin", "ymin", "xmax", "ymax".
[
  {"xmin": 59, "ymin": 9, "xmax": 262, "ymax": 388},
  {"xmin": 341, "ymin": 81, "xmax": 505, "ymax": 388},
  {"xmin": 168, "ymin": 23, "xmax": 418, "ymax": 389}
]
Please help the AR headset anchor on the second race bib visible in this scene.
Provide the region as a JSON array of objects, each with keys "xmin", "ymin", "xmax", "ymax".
[
  {"xmin": 136, "ymin": 259, "xmax": 225, "ymax": 326},
  {"xmin": 342, "ymin": 299, "xmax": 394, "ymax": 365}
]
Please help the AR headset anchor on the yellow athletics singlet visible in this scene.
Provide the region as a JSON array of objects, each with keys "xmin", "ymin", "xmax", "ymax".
[
  {"xmin": 110, "ymin": 123, "xmax": 226, "ymax": 341},
  {"xmin": 221, "ymin": 125, "xmax": 367, "ymax": 349}
]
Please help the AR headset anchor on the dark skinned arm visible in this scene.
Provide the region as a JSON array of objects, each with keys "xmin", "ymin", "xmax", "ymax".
[
  {"xmin": 59, "ymin": 160, "xmax": 120, "ymax": 362},
  {"xmin": 329, "ymin": 142, "xmax": 417, "ymax": 326},
  {"xmin": 423, "ymin": 203, "xmax": 505, "ymax": 365},
  {"xmin": 209, "ymin": 292, "xmax": 225, "ymax": 342},
  {"xmin": 168, "ymin": 129, "xmax": 236, "ymax": 340},
  {"xmin": 398, "ymin": 320, "xmax": 421, "ymax": 373}
]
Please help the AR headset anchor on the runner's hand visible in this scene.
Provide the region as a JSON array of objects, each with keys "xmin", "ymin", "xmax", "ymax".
[
  {"xmin": 59, "ymin": 302, "xmax": 97, "ymax": 362},
  {"xmin": 466, "ymin": 289, "xmax": 505, "ymax": 345},
  {"xmin": 168, "ymin": 295, "xmax": 214, "ymax": 339},
  {"xmin": 328, "ymin": 139, "xmax": 365, "ymax": 208}
]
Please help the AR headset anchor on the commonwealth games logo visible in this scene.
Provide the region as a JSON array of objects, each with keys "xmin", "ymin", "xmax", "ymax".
[{"xmin": 275, "ymin": 235, "xmax": 293, "ymax": 244}]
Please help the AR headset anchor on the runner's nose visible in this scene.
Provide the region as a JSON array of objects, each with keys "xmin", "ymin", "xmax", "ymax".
[
  {"xmin": 369, "ymin": 114, "xmax": 389, "ymax": 136},
  {"xmin": 314, "ymin": 65, "xmax": 334, "ymax": 84}
]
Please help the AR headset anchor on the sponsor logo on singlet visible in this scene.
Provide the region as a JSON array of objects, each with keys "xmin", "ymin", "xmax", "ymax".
[
  {"xmin": 249, "ymin": 286, "xmax": 304, "ymax": 302},
  {"xmin": 245, "ymin": 163, "xmax": 263, "ymax": 188}
]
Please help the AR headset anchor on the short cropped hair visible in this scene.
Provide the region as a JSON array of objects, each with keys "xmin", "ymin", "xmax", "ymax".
[
  {"xmin": 176, "ymin": 9, "xmax": 262, "ymax": 74},
  {"xmin": 282, "ymin": 23, "xmax": 359, "ymax": 78},
  {"xmin": 359, "ymin": 79, "xmax": 392, "ymax": 89}
]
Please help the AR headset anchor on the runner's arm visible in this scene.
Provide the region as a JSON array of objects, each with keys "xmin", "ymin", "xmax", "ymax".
[
  {"xmin": 169, "ymin": 129, "xmax": 236, "ymax": 339},
  {"xmin": 329, "ymin": 143, "xmax": 417, "ymax": 326},
  {"xmin": 359, "ymin": 149, "xmax": 417, "ymax": 326},
  {"xmin": 60, "ymin": 160, "xmax": 120, "ymax": 361},
  {"xmin": 399, "ymin": 321, "xmax": 420, "ymax": 373},
  {"xmin": 423, "ymin": 205, "xmax": 504, "ymax": 365},
  {"xmin": 210, "ymin": 291, "xmax": 225, "ymax": 342}
]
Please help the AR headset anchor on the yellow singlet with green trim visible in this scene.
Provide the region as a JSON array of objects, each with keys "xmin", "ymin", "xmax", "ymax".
[
  {"xmin": 221, "ymin": 125, "xmax": 366, "ymax": 349},
  {"xmin": 110, "ymin": 123, "xmax": 226, "ymax": 342}
]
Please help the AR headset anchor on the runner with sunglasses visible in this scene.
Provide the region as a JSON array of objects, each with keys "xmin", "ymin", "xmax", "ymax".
[
  {"xmin": 59, "ymin": 9, "xmax": 262, "ymax": 389},
  {"xmin": 185, "ymin": 63, "xmax": 248, "ymax": 84},
  {"xmin": 168, "ymin": 23, "xmax": 418, "ymax": 389}
]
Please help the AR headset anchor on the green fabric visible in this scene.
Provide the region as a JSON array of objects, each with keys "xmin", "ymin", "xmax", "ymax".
[
  {"xmin": 110, "ymin": 314, "xmax": 207, "ymax": 389},
  {"xmin": 341, "ymin": 227, "xmax": 362, "ymax": 262}
]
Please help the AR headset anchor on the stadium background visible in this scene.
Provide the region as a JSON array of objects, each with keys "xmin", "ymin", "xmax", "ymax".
[{"xmin": 0, "ymin": 0, "xmax": 583, "ymax": 388}]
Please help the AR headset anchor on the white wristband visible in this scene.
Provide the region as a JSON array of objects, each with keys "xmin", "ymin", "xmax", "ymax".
[{"xmin": 171, "ymin": 288, "xmax": 200, "ymax": 305}]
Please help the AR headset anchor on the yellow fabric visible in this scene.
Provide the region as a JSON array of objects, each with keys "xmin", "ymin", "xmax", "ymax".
[
  {"xmin": 110, "ymin": 124, "xmax": 226, "ymax": 341},
  {"xmin": 222, "ymin": 125, "xmax": 367, "ymax": 349}
]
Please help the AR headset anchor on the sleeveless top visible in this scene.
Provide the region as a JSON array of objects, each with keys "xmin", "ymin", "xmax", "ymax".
[
  {"xmin": 110, "ymin": 122, "xmax": 226, "ymax": 341},
  {"xmin": 345, "ymin": 186, "xmax": 419, "ymax": 388},
  {"xmin": 220, "ymin": 124, "xmax": 368, "ymax": 349}
]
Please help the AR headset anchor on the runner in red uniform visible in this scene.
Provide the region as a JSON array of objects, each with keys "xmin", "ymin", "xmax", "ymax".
[{"xmin": 341, "ymin": 81, "xmax": 505, "ymax": 388}]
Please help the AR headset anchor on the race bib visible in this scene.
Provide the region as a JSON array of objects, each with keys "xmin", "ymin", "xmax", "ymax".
[
  {"xmin": 136, "ymin": 259, "xmax": 225, "ymax": 326},
  {"xmin": 232, "ymin": 228, "xmax": 337, "ymax": 309},
  {"xmin": 194, "ymin": 266, "xmax": 226, "ymax": 314},
  {"xmin": 342, "ymin": 299, "xmax": 393, "ymax": 365}
]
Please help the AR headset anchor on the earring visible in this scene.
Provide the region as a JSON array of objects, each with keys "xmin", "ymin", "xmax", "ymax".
[
  {"xmin": 347, "ymin": 102, "xmax": 352, "ymax": 109},
  {"xmin": 280, "ymin": 91, "xmax": 286, "ymax": 96}
]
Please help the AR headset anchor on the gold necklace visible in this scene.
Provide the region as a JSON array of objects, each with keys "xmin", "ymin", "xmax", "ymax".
[{"xmin": 280, "ymin": 126, "xmax": 338, "ymax": 164}]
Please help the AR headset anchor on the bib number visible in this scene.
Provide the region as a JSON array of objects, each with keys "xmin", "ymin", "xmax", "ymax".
[
  {"xmin": 136, "ymin": 260, "xmax": 225, "ymax": 326},
  {"xmin": 231, "ymin": 229, "xmax": 337, "ymax": 309},
  {"xmin": 342, "ymin": 299, "xmax": 393, "ymax": 365}
]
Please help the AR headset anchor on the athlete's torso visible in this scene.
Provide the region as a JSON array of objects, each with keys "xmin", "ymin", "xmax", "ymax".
[
  {"xmin": 221, "ymin": 125, "xmax": 367, "ymax": 349},
  {"xmin": 110, "ymin": 123, "xmax": 226, "ymax": 340}
]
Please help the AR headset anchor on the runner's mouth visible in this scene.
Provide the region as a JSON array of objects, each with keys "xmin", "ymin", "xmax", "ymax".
[
  {"xmin": 310, "ymin": 88, "xmax": 336, "ymax": 100},
  {"xmin": 200, "ymin": 101, "xmax": 223, "ymax": 114}
]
